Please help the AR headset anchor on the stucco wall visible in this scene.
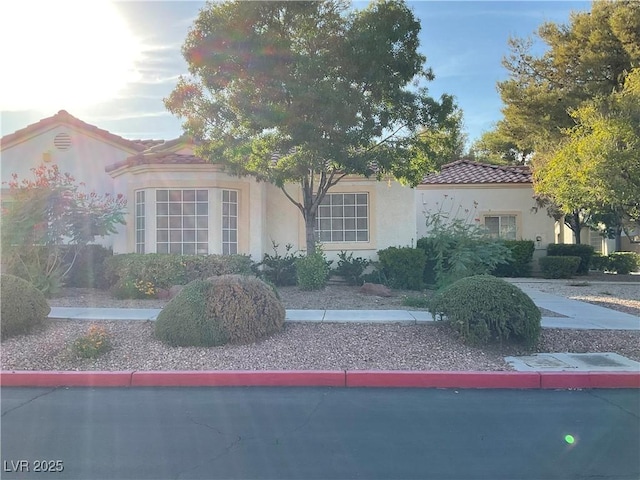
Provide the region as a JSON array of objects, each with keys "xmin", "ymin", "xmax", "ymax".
[
  {"xmin": 416, "ymin": 184, "xmax": 556, "ymax": 252},
  {"xmin": 265, "ymin": 178, "xmax": 416, "ymax": 261}
]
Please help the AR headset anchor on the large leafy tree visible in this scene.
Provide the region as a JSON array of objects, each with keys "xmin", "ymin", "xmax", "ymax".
[
  {"xmin": 534, "ymin": 68, "xmax": 640, "ymax": 244},
  {"xmin": 480, "ymin": 0, "xmax": 639, "ymax": 160},
  {"xmin": 165, "ymin": 0, "xmax": 456, "ymax": 253}
]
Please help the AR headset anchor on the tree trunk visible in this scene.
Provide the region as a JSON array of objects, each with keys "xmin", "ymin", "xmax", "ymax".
[{"xmin": 304, "ymin": 212, "xmax": 317, "ymax": 255}]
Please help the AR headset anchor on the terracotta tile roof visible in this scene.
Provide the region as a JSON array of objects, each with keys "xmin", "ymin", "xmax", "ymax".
[
  {"xmin": 0, "ymin": 110, "xmax": 146, "ymax": 152},
  {"xmin": 421, "ymin": 160, "xmax": 532, "ymax": 185},
  {"xmin": 131, "ymin": 139, "xmax": 165, "ymax": 149},
  {"xmin": 105, "ymin": 152, "xmax": 209, "ymax": 173}
]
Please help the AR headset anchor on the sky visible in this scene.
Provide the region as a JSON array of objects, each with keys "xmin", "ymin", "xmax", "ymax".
[{"xmin": 0, "ymin": 0, "xmax": 591, "ymax": 147}]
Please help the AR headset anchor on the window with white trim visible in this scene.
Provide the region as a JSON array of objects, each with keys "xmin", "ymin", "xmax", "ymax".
[
  {"xmin": 156, "ymin": 189, "xmax": 208, "ymax": 255},
  {"xmin": 135, "ymin": 190, "xmax": 145, "ymax": 254},
  {"xmin": 484, "ymin": 215, "xmax": 517, "ymax": 240},
  {"xmin": 222, "ymin": 189, "xmax": 238, "ymax": 255},
  {"xmin": 316, "ymin": 193, "xmax": 369, "ymax": 242}
]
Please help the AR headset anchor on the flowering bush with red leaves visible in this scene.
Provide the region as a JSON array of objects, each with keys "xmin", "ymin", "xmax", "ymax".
[{"xmin": 1, "ymin": 164, "xmax": 126, "ymax": 295}]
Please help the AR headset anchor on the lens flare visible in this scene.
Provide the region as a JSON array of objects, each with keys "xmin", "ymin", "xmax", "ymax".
[{"xmin": 564, "ymin": 434, "xmax": 575, "ymax": 444}]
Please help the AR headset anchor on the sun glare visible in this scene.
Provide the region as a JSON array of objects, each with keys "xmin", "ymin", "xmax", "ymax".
[{"xmin": 0, "ymin": 1, "xmax": 141, "ymax": 111}]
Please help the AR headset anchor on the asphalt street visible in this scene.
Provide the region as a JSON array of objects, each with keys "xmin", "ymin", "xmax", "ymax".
[{"xmin": 2, "ymin": 387, "xmax": 639, "ymax": 480}]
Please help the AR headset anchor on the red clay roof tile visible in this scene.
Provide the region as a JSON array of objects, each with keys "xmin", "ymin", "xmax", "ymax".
[{"xmin": 421, "ymin": 160, "xmax": 532, "ymax": 185}]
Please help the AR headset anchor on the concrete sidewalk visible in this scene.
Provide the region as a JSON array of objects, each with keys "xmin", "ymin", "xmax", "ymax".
[{"xmin": 48, "ymin": 287, "xmax": 640, "ymax": 330}]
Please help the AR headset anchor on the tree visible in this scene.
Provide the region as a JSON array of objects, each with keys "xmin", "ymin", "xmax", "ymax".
[
  {"xmin": 483, "ymin": 0, "xmax": 640, "ymax": 158},
  {"xmin": 534, "ymin": 68, "xmax": 640, "ymax": 243},
  {"xmin": 470, "ymin": 125, "xmax": 532, "ymax": 165},
  {"xmin": 1, "ymin": 164, "xmax": 126, "ymax": 295},
  {"xmin": 165, "ymin": 0, "xmax": 456, "ymax": 254}
]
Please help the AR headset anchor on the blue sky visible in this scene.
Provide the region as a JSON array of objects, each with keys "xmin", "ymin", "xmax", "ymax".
[{"xmin": 0, "ymin": 1, "xmax": 591, "ymax": 147}]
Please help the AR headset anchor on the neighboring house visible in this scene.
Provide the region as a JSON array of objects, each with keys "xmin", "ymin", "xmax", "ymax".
[
  {"xmin": 1, "ymin": 111, "xmax": 415, "ymax": 261},
  {"xmin": 417, "ymin": 160, "xmax": 556, "ymax": 264}
]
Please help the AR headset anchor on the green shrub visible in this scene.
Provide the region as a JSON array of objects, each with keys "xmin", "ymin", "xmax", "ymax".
[
  {"xmin": 539, "ymin": 256, "xmax": 581, "ymax": 279},
  {"xmin": 71, "ymin": 324, "xmax": 112, "ymax": 358},
  {"xmin": 105, "ymin": 253, "xmax": 255, "ymax": 298},
  {"xmin": 430, "ymin": 275, "xmax": 541, "ymax": 348},
  {"xmin": 607, "ymin": 252, "xmax": 640, "ymax": 274},
  {"xmin": 377, "ymin": 246, "xmax": 426, "ymax": 290},
  {"xmin": 492, "ymin": 240, "xmax": 535, "ymax": 277},
  {"xmin": 296, "ymin": 251, "xmax": 331, "ymax": 290},
  {"xmin": 155, "ymin": 275, "xmax": 285, "ymax": 347},
  {"xmin": 334, "ymin": 251, "xmax": 370, "ymax": 286},
  {"xmin": 259, "ymin": 242, "xmax": 301, "ymax": 286},
  {"xmin": 64, "ymin": 245, "xmax": 113, "ymax": 288},
  {"xmin": 416, "ymin": 213, "xmax": 511, "ymax": 288},
  {"xmin": 590, "ymin": 254, "xmax": 610, "ymax": 272},
  {"xmin": 360, "ymin": 268, "xmax": 388, "ymax": 285},
  {"xmin": 0, "ymin": 274, "xmax": 51, "ymax": 339},
  {"xmin": 547, "ymin": 244, "xmax": 594, "ymax": 275}
]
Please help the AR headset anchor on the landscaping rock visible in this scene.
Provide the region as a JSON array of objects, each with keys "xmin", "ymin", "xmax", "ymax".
[
  {"xmin": 156, "ymin": 288, "xmax": 170, "ymax": 300},
  {"xmin": 359, "ymin": 282, "xmax": 393, "ymax": 297}
]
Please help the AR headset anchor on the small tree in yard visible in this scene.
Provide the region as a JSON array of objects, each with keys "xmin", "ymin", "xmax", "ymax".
[
  {"xmin": 1, "ymin": 164, "xmax": 126, "ymax": 295},
  {"xmin": 165, "ymin": 0, "xmax": 459, "ymax": 254}
]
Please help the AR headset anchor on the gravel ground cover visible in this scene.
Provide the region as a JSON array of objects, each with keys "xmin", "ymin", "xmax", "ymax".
[{"xmin": 3, "ymin": 276, "xmax": 638, "ymax": 372}]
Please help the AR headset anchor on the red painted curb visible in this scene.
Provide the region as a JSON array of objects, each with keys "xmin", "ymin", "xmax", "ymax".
[
  {"xmin": 540, "ymin": 372, "xmax": 640, "ymax": 389},
  {"xmin": 1, "ymin": 370, "xmax": 638, "ymax": 389},
  {"xmin": 0, "ymin": 371, "xmax": 133, "ymax": 387},
  {"xmin": 346, "ymin": 371, "xmax": 541, "ymax": 389},
  {"xmin": 130, "ymin": 370, "xmax": 346, "ymax": 387}
]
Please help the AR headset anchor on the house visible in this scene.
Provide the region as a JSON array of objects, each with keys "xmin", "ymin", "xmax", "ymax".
[
  {"xmin": 1, "ymin": 111, "xmax": 416, "ymax": 261},
  {"xmin": 418, "ymin": 160, "xmax": 559, "ymax": 264},
  {"xmin": 11, "ymin": 111, "xmax": 619, "ymax": 264}
]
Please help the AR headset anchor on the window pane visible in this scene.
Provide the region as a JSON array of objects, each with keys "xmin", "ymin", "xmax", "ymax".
[
  {"xmin": 345, "ymin": 218, "xmax": 355, "ymax": 229},
  {"xmin": 170, "ymin": 244, "xmax": 182, "ymax": 254},
  {"xmin": 230, "ymin": 204, "xmax": 237, "ymax": 216},
  {"xmin": 356, "ymin": 231, "xmax": 368, "ymax": 242},
  {"xmin": 183, "ymin": 243, "xmax": 195, "ymax": 255},
  {"xmin": 229, "ymin": 191, "xmax": 238, "ymax": 202},
  {"xmin": 169, "ymin": 190, "xmax": 181, "ymax": 201},
  {"xmin": 197, "ymin": 243, "xmax": 208, "ymax": 254},
  {"xmin": 356, "ymin": 206, "xmax": 367, "ymax": 217},
  {"xmin": 170, "ymin": 231, "xmax": 182, "ymax": 242},
  {"xmin": 169, "ymin": 203, "xmax": 182, "ymax": 215},
  {"xmin": 331, "ymin": 206, "xmax": 343, "ymax": 216},
  {"xmin": 183, "ymin": 203, "xmax": 196, "ymax": 215},
  {"xmin": 223, "ymin": 231, "xmax": 229, "ymax": 242},
  {"xmin": 156, "ymin": 190, "xmax": 168, "ymax": 201},
  {"xmin": 183, "ymin": 190, "xmax": 195, "ymax": 201},
  {"xmin": 345, "ymin": 231, "xmax": 356, "ymax": 241},
  {"xmin": 332, "ymin": 231, "xmax": 344, "ymax": 241},
  {"xmin": 184, "ymin": 216, "xmax": 196, "ymax": 228},
  {"xmin": 356, "ymin": 194, "xmax": 367, "ymax": 204},
  {"xmin": 331, "ymin": 219, "xmax": 343, "ymax": 230},
  {"xmin": 319, "ymin": 231, "xmax": 331, "ymax": 242},
  {"xmin": 344, "ymin": 194, "xmax": 355, "ymax": 205},
  {"xmin": 157, "ymin": 231, "xmax": 168, "ymax": 242},
  {"xmin": 230, "ymin": 217, "xmax": 237, "ymax": 229},
  {"xmin": 157, "ymin": 203, "xmax": 168, "ymax": 215},
  {"xmin": 319, "ymin": 219, "xmax": 331, "ymax": 230},
  {"xmin": 157, "ymin": 243, "xmax": 168, "ymax": 254},
  {"xmin": 356, "ymin": 218, "xmax": 367, "ymax": 230},
  {"xmin": 332, "ymin": 195, "xmax": 344, "ymax": 205},
  {"xmin": 230, "ymin": 231, "xmax": 237, "ymax": 242},
  {"xmin": 197, "ymin": 231, "xmax": 208, "ymax": 242},
  {"xmin": 197, "ymin": 203, "xmax": 208, "ymax": 215},
  {"xmin": 318, "ymin": 206, "xmax": 330, "ymax": 217},
  {"xmin": 184, "ymin": 230, "xmax": 195, "ymax": 242},
  {"xmin": 344, "ymin": 206, "xmax": 355, "ymax": 217},
  {"xmin": 169, "ymin": 217, "xmax": 182, "ymax": 228},
  {"xmin": 197, "ymin": 217, "xmax": 208, "ymax": 228},
  {"xmin": 196, "ymin": 190, "xmax": 208, "ymax": 201}
]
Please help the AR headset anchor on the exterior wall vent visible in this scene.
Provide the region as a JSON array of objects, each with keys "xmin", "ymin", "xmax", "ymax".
[{"xmin": 54, "ymin": 133, "xmax": 72, "ymax": 151}]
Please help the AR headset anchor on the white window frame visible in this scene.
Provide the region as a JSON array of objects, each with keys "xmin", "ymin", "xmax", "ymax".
[
  {"xmin": 483, "ymin": 214, "xmax": 517, "ymax": 240},
  {"xmin": 155, "ymin": 189, "xmax": 209, "ymax": 255},
  {"xmin": 135, "ymin": 190, "xmax": 145, "ymax": 254},
  {"xmin": 221, "ymin": 189, "xmax": 238, "ymax": 255},
  {"xmin": 316, "ymin": 192, "xmax": 369, "ymax": 243}
]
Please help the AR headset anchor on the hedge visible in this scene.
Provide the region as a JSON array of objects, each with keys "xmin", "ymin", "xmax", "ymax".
[{"xmin": 546, "ymin": 244, "xmax": 594, "ymax": 275}]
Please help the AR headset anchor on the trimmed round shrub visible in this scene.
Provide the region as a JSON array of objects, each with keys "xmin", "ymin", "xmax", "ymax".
[
  {"xmin": 607, "ymin": 252, "xmax": 640, "ymax": 274},
  {"xmin": 155, "ymin": 275, "xmax": 285, "ymax": 347},
  {"xmin": 296, "ymin": 252, "xmax": 330, "ymax": 291},
  {"xmin": 430, "ymin": 275, "xmax": 541, "ymax": 348},
  {"xmin": 539, "ymin": 256, "xmax": 580, "ymax": 279},
  {"xmin": 1, "ymin": 274, "xmax": 51, "ymax": 339}
]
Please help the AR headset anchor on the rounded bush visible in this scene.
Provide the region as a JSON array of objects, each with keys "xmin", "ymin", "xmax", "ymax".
[
  {"xmin": 607, "ymin": 252, "xmax": 640, "ymax": 274},
  {"xmin": 539, "ymin": 256, "xmax": 580, "ymax": 279},
  {"xmin": 155, "ymin": 275, "xmax": 285, "ymax": 347},
  {"xmin": 430, "ymin": 275, "xmax": 541, "ymax": 348},
  {"xmin": 1, "ymin": 274, "xmax": 51, "ymax": 339}
]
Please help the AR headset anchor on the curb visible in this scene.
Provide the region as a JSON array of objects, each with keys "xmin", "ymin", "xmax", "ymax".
[{"xmin": 1, "ymin": 370, "xmax": 639, "ymax": 389}]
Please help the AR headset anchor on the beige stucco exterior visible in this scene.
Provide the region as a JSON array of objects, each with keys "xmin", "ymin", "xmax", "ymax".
[{"xmin": 416, "ymin": 183, "xmax": 556, "ymax": 258}]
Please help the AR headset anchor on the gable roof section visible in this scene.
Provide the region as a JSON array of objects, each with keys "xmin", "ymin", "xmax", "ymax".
[
  {"xmin": 421, "ymin": 160, "xmax": 532, "ymax": 185},
  {"xmin": 105, "ymin": 137, "xmax": 208, "ymax": 173},
  {"xmin": 0, "ymin": 110, "xmax": 147, "ymax": 153}
]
